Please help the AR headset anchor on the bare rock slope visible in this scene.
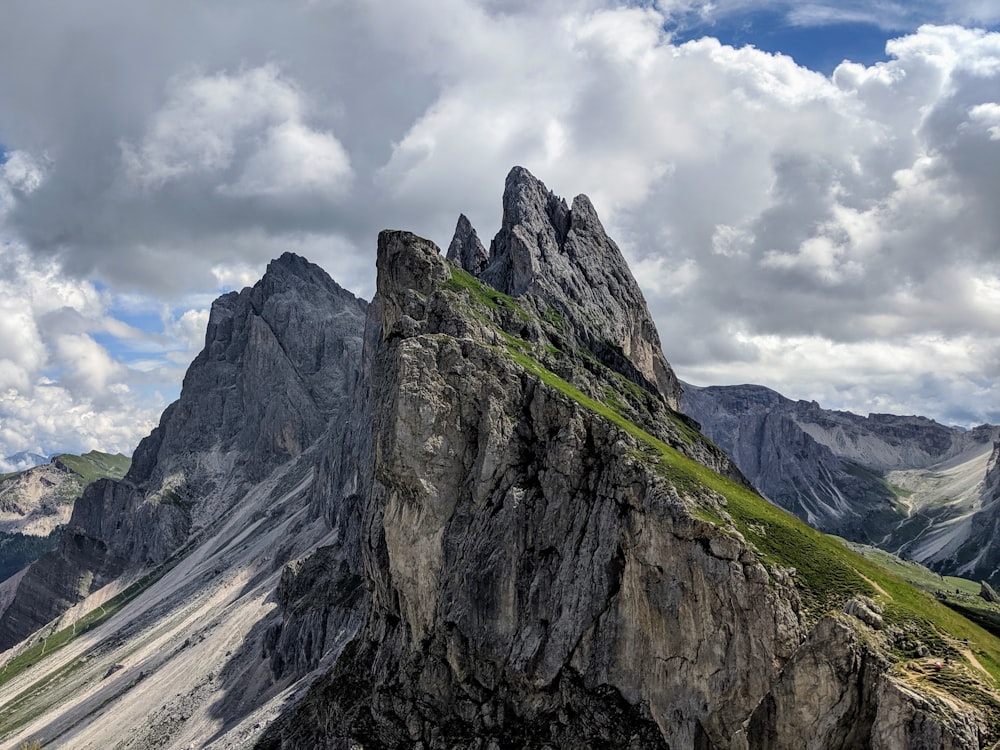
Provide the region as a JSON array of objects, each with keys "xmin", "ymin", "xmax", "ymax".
[{"xmin": 682, "ymin": 382, "xmax": 1000, "ymax": 584}]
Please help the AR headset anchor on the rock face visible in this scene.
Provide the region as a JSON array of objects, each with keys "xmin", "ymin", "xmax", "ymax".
[
  {"xmin": 1, "ymin": 169, "xmax": 995, "ymax": 750},
  {"xmin": 472, "ymin": 166, "xmax": 683, "ymax": 410},
  {"xmin": 0, "ymin": 452, "xmax": 130, "ymax": 539},
  {"xmin": 951, "ymin": 441, "xmax": 1000, "ymax": 586},
  {"xmin": 682, "ymin": 382, "xmax": 1000, "ymax": 581},
  {"xmin": 0, "ymin": 253, "xmax": 368, "ymax": 650},
  {"xmin": 445, "ymin": 213, "xmax": 489, "ymax": 276},
  {"xmin": 259, "ymin": 210, "xmax": 994, "ymax": 747}
]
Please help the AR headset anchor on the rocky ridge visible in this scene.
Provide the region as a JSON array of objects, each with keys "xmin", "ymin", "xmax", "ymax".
[
  {"xmin": 0, "ymin": 253, "xmax": 368, "ymax": 650},
  {"xmin": 479, "ymin": 167, "xmax": 683, "ymax": 410},
  {"xmin": 0, "ymin": 168, "xmax": 997, "ymax": 749},
  {"xmin": 681, "ymin": 382, "xmax": 1000, "ymax": 584},
  {"xmin": 259, "ymin": 170, "xmax": 999, "ymax": 748}
]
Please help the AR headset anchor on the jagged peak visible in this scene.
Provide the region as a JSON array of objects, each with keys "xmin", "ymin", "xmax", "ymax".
[
  {"xmin": 446, "ymin": 214, "xmax": 489, "ymax": 276},
  {"xmin": 258, "ymin": 251, "xmax": 357, "ymax": 301},
  {"xmin": 479, "ymin": 166, "xmax": 682, "ymax": 408}
]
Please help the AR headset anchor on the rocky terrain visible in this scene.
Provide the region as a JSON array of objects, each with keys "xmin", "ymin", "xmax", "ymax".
[
  {"xmin": 1, "ymin": 168, "xmax": 998, "ymax": 748},
  {"xmin": 682, "ymin": 383, "xmax": 1000, "ymax": 585},
  {"xmin": 0, "ymin": 451, "xmax": 131, "ymax": 585}
]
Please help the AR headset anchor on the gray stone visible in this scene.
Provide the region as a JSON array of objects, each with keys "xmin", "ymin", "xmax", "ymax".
[
  {"xmin": 445, "ymin": 213, "xmax": 489, "ymax": 276},
  {"xmin": 477, "ymin": 166, "xmax": 683, "ymax": 409}
]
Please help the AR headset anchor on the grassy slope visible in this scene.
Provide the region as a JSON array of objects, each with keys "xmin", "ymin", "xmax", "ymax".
[
  {"xmin": 53, "ymin": 451, "xmax": 131, "ymax": 487},
  {"xmin": 445, "ymin": 265, "xmax": 1000, "ymax": 722}
]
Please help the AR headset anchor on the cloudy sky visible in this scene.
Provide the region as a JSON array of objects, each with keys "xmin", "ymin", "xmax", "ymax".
[{"xmin": 1, "ymin": 0, "xmax": 1000, "ymax": 469}]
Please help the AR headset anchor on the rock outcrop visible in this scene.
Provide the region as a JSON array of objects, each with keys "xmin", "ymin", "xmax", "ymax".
[
  {"xmin": 0, "ymin": 253, "xmax": 368, "ymax": 650},
  {"xmin": 259, "ymin": 207, "xmax": 996, "ymax": 748},
  {"xmin": 468, "ymin": 166, "xmax": 683, "ymax": 410},
  {"xmin": 445, "ymin": 213, "xmax": 489, "ymax": 277}
]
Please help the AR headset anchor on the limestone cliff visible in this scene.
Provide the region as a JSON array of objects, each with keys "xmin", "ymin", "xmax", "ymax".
[
  {"xmin": 259, "ymin": 225, "xmax": 998, "ymax": 748},
  {"xmin": 0, "ymin": 253, "xmax": 368, "ymax": 651}
]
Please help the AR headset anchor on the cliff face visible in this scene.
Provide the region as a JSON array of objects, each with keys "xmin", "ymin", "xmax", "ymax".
[
  {"xmin": 682, "ymin": 382, "xmax": 1000, "ymax": 581},
  {"xmin": 476, "ymin": 167, "xmax": 683, "ymax": 410},
  {"xmin": 2, "ymin": 169, "xmax": 996, "ymax": 750},
  {"xmin": 0, "ymin": 253, "xmax": 368, "ymax": 650},
  {"xmin": 259, "ymin": 172, "xmax": 997, "ymax": 749}
]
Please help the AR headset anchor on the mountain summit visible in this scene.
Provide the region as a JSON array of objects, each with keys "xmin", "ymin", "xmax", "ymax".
[
  {"xmin": 0, "ymin": 170, "xmax": 997, "ymax": 749},
  {"xmin": 457, "ymin": 166, "xmax": 683, "ymax": 410}
]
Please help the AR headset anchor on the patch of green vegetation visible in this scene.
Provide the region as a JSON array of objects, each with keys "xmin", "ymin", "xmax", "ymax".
[
  {"xmin": 841, "ymin": 542, "xmax": 978, "ymax": 596},
  {"xmin": 542, "ymin": 305, "xmax": 566, "ymax": 330},
  {"xmin": 0, "ymin": 557, "xmax": 175, "ymax": 693},
  {"xmin": 888, "ymin": 483, "xmax": 914, "ymax": 498},
  {"xmin": 502, "ymin": 345, "xmax": 1000, "ymax": 688},
  {"xmin": 445, "ymin": 267, "xmax": 529, "ymax": 321},
  {"xmin": 53, "ymin": 451, "xmax": 131, "ymax": 486},
  {"xmin": 498, "ymin": 330, "xmax": 531, "ymax": 352}
]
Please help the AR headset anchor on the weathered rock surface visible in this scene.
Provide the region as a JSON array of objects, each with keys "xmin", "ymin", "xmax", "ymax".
[
  {"xmin": 682, "ymin": 382, "xmax": 1000, "ymax": 581},
  {"xmin": 445, "ymin": 213, "xmax": 489, "ymax": 277},
  {"xmin": 0, "ymin": 253, "xmax": 368, "ymax": 650},
  {"xmin": 466, "ymin": 166, "xmax": 683, "ymax": 410},
  {"xmin": 259, "ymin": 227, "xmax": 994, "ymax": 749}
]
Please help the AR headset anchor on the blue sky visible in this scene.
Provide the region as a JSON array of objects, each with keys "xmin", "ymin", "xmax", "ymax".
[
  {"xmin": 1, "ymin": 0, "xmax": 1000, "ymax": 464},
  {"xmin": 673, "ymin": 10, "xmax": 895, "ymax": 73}
]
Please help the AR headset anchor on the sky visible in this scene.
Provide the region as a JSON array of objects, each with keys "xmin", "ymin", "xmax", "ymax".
[{"xmin": 1, "ymin": 0, "xmax": 1000, "ymax": 469}]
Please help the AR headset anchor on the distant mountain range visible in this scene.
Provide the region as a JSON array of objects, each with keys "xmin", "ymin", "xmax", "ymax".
[{"xmin": 682, "ymin": 382, "xmax": 1000, "ymax": 584}]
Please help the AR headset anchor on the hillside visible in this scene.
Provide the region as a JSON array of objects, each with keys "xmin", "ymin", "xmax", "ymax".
[
  {"xmin": 0, "ymin": 452, "xmax": 131, "ymax": 583},
  {"xmin": 682, "ymin": 382, "xmax": 1000, "ymax": 585}
]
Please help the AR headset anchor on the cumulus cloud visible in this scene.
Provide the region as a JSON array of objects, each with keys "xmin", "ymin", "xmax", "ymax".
[
  {"xmin": 122, "ymin": 66, "xmax": 352, "ymax": 198},
  {"xmin": 0, "ymin": 0, "xmax": 999, "ymax": 461},
  {"xmin": 0, "ymin": 246, "xmax": 201, "ymax": 463}
]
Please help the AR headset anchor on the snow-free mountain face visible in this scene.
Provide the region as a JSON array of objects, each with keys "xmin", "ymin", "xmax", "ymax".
[
  {"xmin": 1, "ymin": 169, "xmax": 998, "ymax": 749},
  {"xmin": 681, "ymin": 382, "xmax": 1000, "ymax": 582}
]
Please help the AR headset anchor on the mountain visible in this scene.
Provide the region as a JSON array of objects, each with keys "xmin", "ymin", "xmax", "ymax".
[
  {"xmin": 1, "ymin": 168, "xmax": 998, "ymax": 748},
  {"xmin": 0, "ymin": 451, "xmax": 131, "ymax": 590},
  {"xmin": 0, "ymin": 452, "xmax": 131, "ymax": 539},
  {"xmin": 681, "ymin": 382, "xmax": 1000, "ymax": 585}
]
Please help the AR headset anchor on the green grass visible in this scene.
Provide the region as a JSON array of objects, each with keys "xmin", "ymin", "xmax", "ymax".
[
  {"xmin": 52, "ymin": 451, "xmax": 130, "ymax": 486},
  {"xmin": 0, "ymin": 559, "xmax": 173, "ymax": 691},
  {"xmin": 446, "ymin": 266, "xmax": 529, "ymax": 321}
]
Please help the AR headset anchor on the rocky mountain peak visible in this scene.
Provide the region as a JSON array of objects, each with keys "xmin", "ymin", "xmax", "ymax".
[
  {"xmin": 468, "ymin": 165, "xmax": 682, "ymax": 408},
  {"xmin": 0, "ymin": 252, "xmax": 369, "ymax": 649},
  {"xmin": 445, "ymin": 214, "xmax": 488, "ymax": 276}
]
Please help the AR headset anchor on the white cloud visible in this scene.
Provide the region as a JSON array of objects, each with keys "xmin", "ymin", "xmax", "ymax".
[
  {"xmin": 969, "ymin": 102, "xmax": 1000, "ymax": 138},
  {"xmin": 123, "ymin": 65, "xmax": 352, "ymax": 197},
  {"xmin": 0, "ymin": 246, "xmax": 198, "ymax": 457},
  {"xmin": 1, "ymin": 151, "xmax": 46, "ymax": 195}
]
